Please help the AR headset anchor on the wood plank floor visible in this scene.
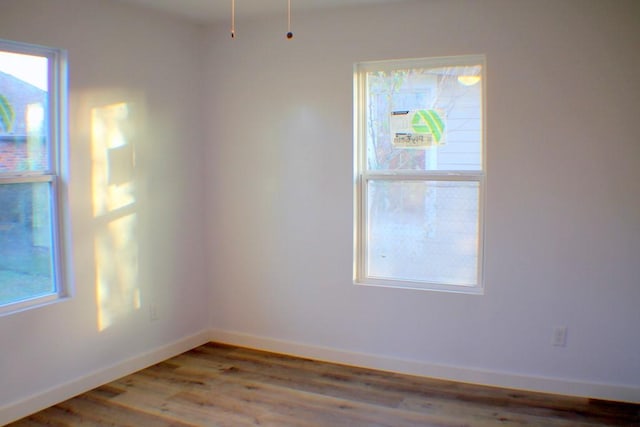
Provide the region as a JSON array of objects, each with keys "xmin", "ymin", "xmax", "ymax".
[{"xmin": 9, "ymin": 343, "xmax": 640, "ymax": 426}]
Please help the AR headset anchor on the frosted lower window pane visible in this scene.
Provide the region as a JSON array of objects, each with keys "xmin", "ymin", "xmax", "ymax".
[{"xmin": 367, "ymin": 180, "xmax": 479, "ymax": 286}]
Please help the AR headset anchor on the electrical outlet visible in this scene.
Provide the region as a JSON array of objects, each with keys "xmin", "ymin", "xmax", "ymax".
[
  {"xmin": 552, "ymin": 326, "xmax": 568, "ymax": 347},
  {"xmin": 149, "ymin": 303, "xmax": 159, "ymax": 321}
]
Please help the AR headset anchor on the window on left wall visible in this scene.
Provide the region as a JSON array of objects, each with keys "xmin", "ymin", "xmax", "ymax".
[{"xmin": 0, "ymin": 39, "xmax": 68, "ymax": 314}]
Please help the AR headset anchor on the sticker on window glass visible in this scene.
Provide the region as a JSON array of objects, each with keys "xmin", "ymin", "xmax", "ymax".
[{"xmin": 391, "ymin": 109, "xmax": 445, "ymax": 148}]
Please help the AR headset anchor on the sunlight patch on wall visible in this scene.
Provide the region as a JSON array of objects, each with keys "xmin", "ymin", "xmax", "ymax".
[
  {"xmin": 91, "ymin": 101, "xmax": 139, "ymax": 332},
  {"xmin": 92, "ymin": 103, "xmax": 135, "ymax": 217},
  {"xmin": 95, "ymin": 213, "xmax": 139, "ymax": 331}
]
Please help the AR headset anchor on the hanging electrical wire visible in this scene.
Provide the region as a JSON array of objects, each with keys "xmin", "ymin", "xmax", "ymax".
[
  {"xmin": 231, "ymin": 0, "xmax": 294, "ymax": 40},
  {"xmin": 231, "ymin": 0, "xmax": 236, "ymax": 38},
  {"xmin": 286, "ymin": 0, "xmax": 293, "ymax": 39}
]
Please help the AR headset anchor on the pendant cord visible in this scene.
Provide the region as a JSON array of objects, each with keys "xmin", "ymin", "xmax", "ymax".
[
  {"xmin": 232, "ymin": 0, "xmax": 294, "ymax": 40},
  {"xmin": 231, "ymin": 0, "xmax": 236, "ymax": 38},
  {"xmin": 286, "ymin": 0, "xmax": 293, "ymax": 39}
]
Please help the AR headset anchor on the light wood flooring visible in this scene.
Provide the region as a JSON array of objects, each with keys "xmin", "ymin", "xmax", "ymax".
[{"xmin": 9, "ymin": 343, "xmax": 640, "ymax": 426}]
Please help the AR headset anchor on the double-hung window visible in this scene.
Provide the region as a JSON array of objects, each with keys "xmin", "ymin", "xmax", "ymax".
[
  {"xmin": 0, "ymin": 39, "xmax": 68, "ymax": 313},
  {"xmin": 354, "ymin": 55, "xmax": 485, "ymax": 293}
]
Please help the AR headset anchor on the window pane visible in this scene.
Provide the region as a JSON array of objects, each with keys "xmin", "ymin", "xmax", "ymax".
[
  {"xmin": 367, "ymin": 180, "xmax": 479, "ymax": 286},
  {"xmin": 0, "ymin": 50, "xmax": 50, "ymax": 173},
  {"xmin": 0, "ymin": 182, "xmax": 55, "ymax": 305},
  {"xmin": 365, "ymin": 64, "xmax": 482, "ymax": 172}
]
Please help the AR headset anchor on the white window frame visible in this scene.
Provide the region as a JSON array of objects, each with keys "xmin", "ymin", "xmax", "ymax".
[
  {"xmin": 0, "ymin": 39, "xmax": 69, "ymax": 315},
  {"xmin": 353, "ymin": 55, "xmax": 486, "ymax": 294}
]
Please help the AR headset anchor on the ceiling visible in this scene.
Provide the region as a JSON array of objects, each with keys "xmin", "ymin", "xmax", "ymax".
[{"xmin": 116, "ymin": 0, "xmax": 409, "ymax": 24}]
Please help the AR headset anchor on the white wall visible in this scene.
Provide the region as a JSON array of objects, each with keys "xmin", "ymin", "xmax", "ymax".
[
  {"xmin": 0, "ymin": 0, "xmax": 209, "ymax": 422},
  {"xmin": 204, "ymin": 0, "xmax": 640, "ymax": 401}
]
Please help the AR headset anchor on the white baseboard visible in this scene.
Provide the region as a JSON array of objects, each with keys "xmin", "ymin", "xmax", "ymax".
[
  {"xmin": 209, "ymin": 328, "xmax": 640, "ymax": 404},
  {"xmin": 0, "ymin": 330, "xmax": 210, "ymax": 426}
]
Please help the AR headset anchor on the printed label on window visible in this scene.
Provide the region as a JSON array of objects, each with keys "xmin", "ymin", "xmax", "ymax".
[{"xmin": 391, "ymin": 109, "xmax": 446, "ymax": 148}]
